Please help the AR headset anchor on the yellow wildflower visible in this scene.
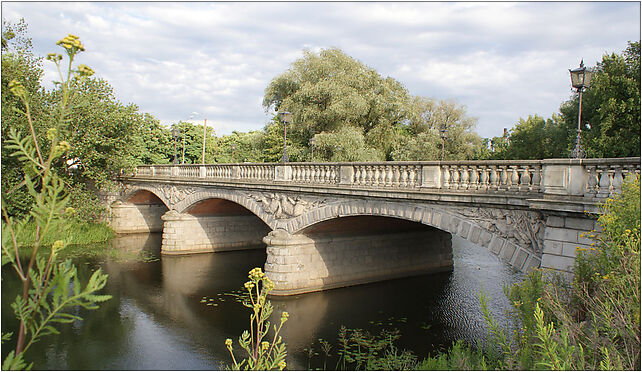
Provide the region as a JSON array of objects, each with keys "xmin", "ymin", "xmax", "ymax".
[
  {"xmin": 278, "ymin": 361, "xmax": 286, "ymax": 370},
  {"xmin": 8, "ymin": 80, "xmax": 26, "ymax": 98},
  {"xmin": 46, "ymin": 128, "xmax": 57, "ymax": 140},
  {"xmin": 225, "ymin": 338, "xmax": 233, "ymax": 348},
  {"xmin": 52, "ymin": 240, "xmax": 65, "ymax": 251},
  {"xmin": 77, "ymin": 64, "xmax": 94, "ymax": 77}
]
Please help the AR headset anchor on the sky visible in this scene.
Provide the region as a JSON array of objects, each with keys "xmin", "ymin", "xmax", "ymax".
[{"xmin": 2, "ymin": 1, "xmax": 640, "ymax": 138}]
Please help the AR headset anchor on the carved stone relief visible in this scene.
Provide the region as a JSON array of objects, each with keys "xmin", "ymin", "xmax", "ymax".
[
  {"xmin": 156, "ymin": 185, "xmax": 197, "ymax": 206},
  {"xmin": 247, "ymin": 192, "xmax": 326, "ymax": 219},
  {"xmin": 119, "ymin": 182, "xmax": 197, "ymax": 207},
  {"xmin": 452, "ymin": 206, "xmax": 545, "ymax": 254}
]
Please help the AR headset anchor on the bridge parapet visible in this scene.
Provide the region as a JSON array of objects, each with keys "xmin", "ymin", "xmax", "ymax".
[{"xmin": 129, "ymin": 157, "xmax": 640, "ymax": 203}]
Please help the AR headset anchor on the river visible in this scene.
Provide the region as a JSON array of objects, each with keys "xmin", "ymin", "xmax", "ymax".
[{"xmin": 1, "ymin": 233, "xmax": 522, "ymax": 370}]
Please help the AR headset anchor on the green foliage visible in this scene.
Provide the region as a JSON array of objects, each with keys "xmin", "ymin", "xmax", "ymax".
[
  {"xmin": 10, "ymin": 218, "xmax": 114, "ymax": 253},
  {"xmin": 1, "ymin": 34, "xmax": 111, "ymax": 370},
  {"xmin": 313, "ymin": 126, "xmax": 384, "ymax": 162},
  {"xmin": 334, "ymin": 327, "xmax": 417, "ymax": 370},
  {"xmin": 486, "ymin": 115, "xmax": 567, "ymax": 160},
  {"xmin": 477, "ymin": 174, "xmax": 640, "ymax": 370},
  {"xmin": 167, "ymin": 120, "xmax": 218, "ymax": 164},
  {"xmin": 224, "ymin": 268, "xmax": 288, "ymax": 370},
  {"xmin": 263, "ymin": 48, "xmax": 482, "ymax": 161},
  {"xmin": 416, "ymin": 340, "xmax": 494, "ymax": 370}
]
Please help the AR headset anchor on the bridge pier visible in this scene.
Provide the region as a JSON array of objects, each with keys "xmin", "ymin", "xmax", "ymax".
[
  {"xmin": 160, "ymin": 210, "xmax": 270, "ymax": 255},
  {"xmin": 263, "ymin": 228, "xmax": 453, "ymax": 296},
  {"xmin": 110, "ymin": 201, "xmax": 166, "ymax": 233}
]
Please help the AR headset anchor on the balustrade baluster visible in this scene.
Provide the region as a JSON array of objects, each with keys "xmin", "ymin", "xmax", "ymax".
[
  {"xmin": 469, "ymin": 166, "xmax": 478, "ymax": 190},
  {"xmin": 611, "ymin": 166, "xmax": 623, "ymax": 197},
  {"xmin": 509, "ymin": 166, "xmax": 519, "ymax": 191},
  {"xmin": 353, "ymin": 167, "xmax": 361, "ymax": 185},
  {"xmin": 479, "ymin": 166, "xmax": 488, "ymax": 191},
  {"xmin": 450, "ymin": 166, "xmax": 460, "ymax": 189},
  {"xmin": 291, "ymin": 166, "xmax": 297, "ymax": 182},
  {"xmin": 363, "ymin": 166, "xmax": 371, "ymax": 185},
  {"xmin": 460, "ymin": 166, "xmax": 469, "ymax": 190},
  {"xmin": 408, "ymin": 166, "xmax": 416, "ymax": 188},
  {"xmin": 372, "ymin": 167, "xmax": 380, "ymax": 187},
  {"xmin": 519, "ymin": 166, "xmax": 531, "ymax": 192},
  {"xmin": 596, "ymin": 166, "xmax": 611, "ymax": 197},
  {"xmin": 498, "ymin": 166, "xmax": 508, "ymax": 190}
]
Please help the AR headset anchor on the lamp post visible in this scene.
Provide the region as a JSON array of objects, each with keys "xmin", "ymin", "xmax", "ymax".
[
  {"xmin": 230, "ymin": 144, "xmax": 236, "ymax": 163},
  {"xmin": 309, "ymin": 136, "xmax": 317, "ymax": 161},
  {"xmin": 439, "ymin": 126, "xmax": 448, "ymax": 161},
  {"xmin": 172, "ymin": 127, "xmax": 179, "ymax": 164},
  {"xmin": 201, "ymin": 117, "xmax": 207, "ymax": 165},
  {"xmin": 569, "ymin": 60, "xmax": 593, "ymax": 159},
  {"xmin": 278, "ymin": 111, "xmax": 292, "ymax": 163}
]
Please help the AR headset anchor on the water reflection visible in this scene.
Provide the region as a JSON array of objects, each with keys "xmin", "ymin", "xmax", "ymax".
[{"xmin": 1, "ymin": 233, "xmax": 521, "ymax": 370}]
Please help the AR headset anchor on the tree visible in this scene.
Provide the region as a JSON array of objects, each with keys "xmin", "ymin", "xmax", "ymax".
[
  {"xmin": 393, "ymin": 98, "xmax": 483, "ymax": 161},
  {"xmin": 313, "ymin": 126, "xmax": 384, "ymax": 162},
  {"xmin": 1, "ymin": 19, "xmax": 46, "ymax": 218},
  {"xmin": 501, "ymin": 115, "xmax": 566, "ymax": 160},
  {"xmin": 263, "ymin": 48, "xmax": 482, "ymax": 161},
  {"xmin": 263, "ymin": 48, "xmax": 412, "ymax": 159}
]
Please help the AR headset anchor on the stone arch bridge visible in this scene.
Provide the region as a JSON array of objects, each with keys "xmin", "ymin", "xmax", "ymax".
[{"xmin": 112, "ymin": 158, "xmax": 640, "ymax": 295}]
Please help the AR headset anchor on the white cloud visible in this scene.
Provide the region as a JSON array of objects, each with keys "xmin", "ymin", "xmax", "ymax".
[{"xmin": 2, "ymin": 1, "xmax": 639, "ymax": 139}]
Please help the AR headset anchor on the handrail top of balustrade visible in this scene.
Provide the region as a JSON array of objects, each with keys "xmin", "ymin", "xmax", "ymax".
[{"xmin": 134, "ymin": 157, "xmax": 640, "ymax": 169}]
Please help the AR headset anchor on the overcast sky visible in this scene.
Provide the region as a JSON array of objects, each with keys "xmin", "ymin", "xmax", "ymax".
[{"xmin": 3, "ymin": 1, "xmax": 640, "ymax": 138}]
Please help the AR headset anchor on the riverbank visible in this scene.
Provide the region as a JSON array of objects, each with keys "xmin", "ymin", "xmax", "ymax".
[{"xmin": 10, "ymin": 218, "xmax": 115, "ymax": 252}]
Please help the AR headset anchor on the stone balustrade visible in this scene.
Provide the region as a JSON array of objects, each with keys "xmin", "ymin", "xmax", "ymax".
[{"xmin": 128, "ymin": 157, "xmax": 640, "ymax": 200}]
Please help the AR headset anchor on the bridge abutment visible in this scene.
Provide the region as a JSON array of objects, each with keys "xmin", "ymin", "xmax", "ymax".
[
  {"xmin": 263, "ymin": 228, "xmax": 453, "ymax": 296},
  {"xmin": 110, "ymin": 201, "xmax": 166, "ymax": 233},
  {"xmin": 540, "ymin": 215, "xmax": 600, "ymax": 274},
  {"xmin": 160, "ymin": 210, "xmax": 269, "ymax": 255}
]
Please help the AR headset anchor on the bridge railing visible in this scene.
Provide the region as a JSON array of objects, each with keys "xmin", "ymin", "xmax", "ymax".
[{"xmin": 127, "ymin": 157, "xmax": 640, "ymax": 199}]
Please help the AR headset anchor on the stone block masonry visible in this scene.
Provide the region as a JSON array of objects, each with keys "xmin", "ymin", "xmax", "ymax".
[
  {"xmin": 263, "ymin": 228, "xmax": 453, "ymax": 295},
  {"xmin": 110, "ymin": 201, "xmax": 167, "ymax": 233},
  {"xmin": 161, "ymin": 211, "xmax": 271, "ymax": 254},
  {"xmin": 540, "ymin": 215, "xmax": 601, "ymax": 273}
]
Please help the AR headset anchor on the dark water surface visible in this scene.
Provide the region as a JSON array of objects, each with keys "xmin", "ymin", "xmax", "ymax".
[{"xmin": 2, "ymin": 233, "xmax": 521, "ymax": 370}]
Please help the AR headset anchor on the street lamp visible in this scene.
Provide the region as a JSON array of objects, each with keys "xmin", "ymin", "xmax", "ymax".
[
  {"xmin": 309, "ymin": 136, "xmax": 317, "ymax": 161},
  {"xmin": 439, "ymin": 126, "xmax": 448, "ymax": 161},
  {"xmin": 172, "ymin": 127, "xmax": 180, "ymax": 164},
  {"xmin": 278, "ymin": 111, "xmax": 292, "ymax": 163},
  {"xmin": 569, "ymin": 60, "xmax": 593, "ymax": 159},
  {"xmin": 230, "ymin": 144, "xmax": 236, "ymax": 163}
]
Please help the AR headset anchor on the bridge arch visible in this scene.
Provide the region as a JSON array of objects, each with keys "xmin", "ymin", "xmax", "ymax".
[
  {"xmin": 287, "ymin": 200, "xmax": 540, "ymax": 272},
  {"xmin": 174, "ymin": 189, "xmax": 277, "ymax": 229},
  {"xmin": 121, "ymin": 186, "xmax": 171, "ymax": 209}
]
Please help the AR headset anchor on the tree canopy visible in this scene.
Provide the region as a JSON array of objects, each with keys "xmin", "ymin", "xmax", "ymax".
[{"xmin": 263, "ymin": 48, "xmax": 483, "ymax": 161}]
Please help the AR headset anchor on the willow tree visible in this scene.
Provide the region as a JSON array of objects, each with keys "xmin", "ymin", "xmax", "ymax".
[{"xmin": 263, "ymin": 48, "xmax": 411, "ymax": 159}]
